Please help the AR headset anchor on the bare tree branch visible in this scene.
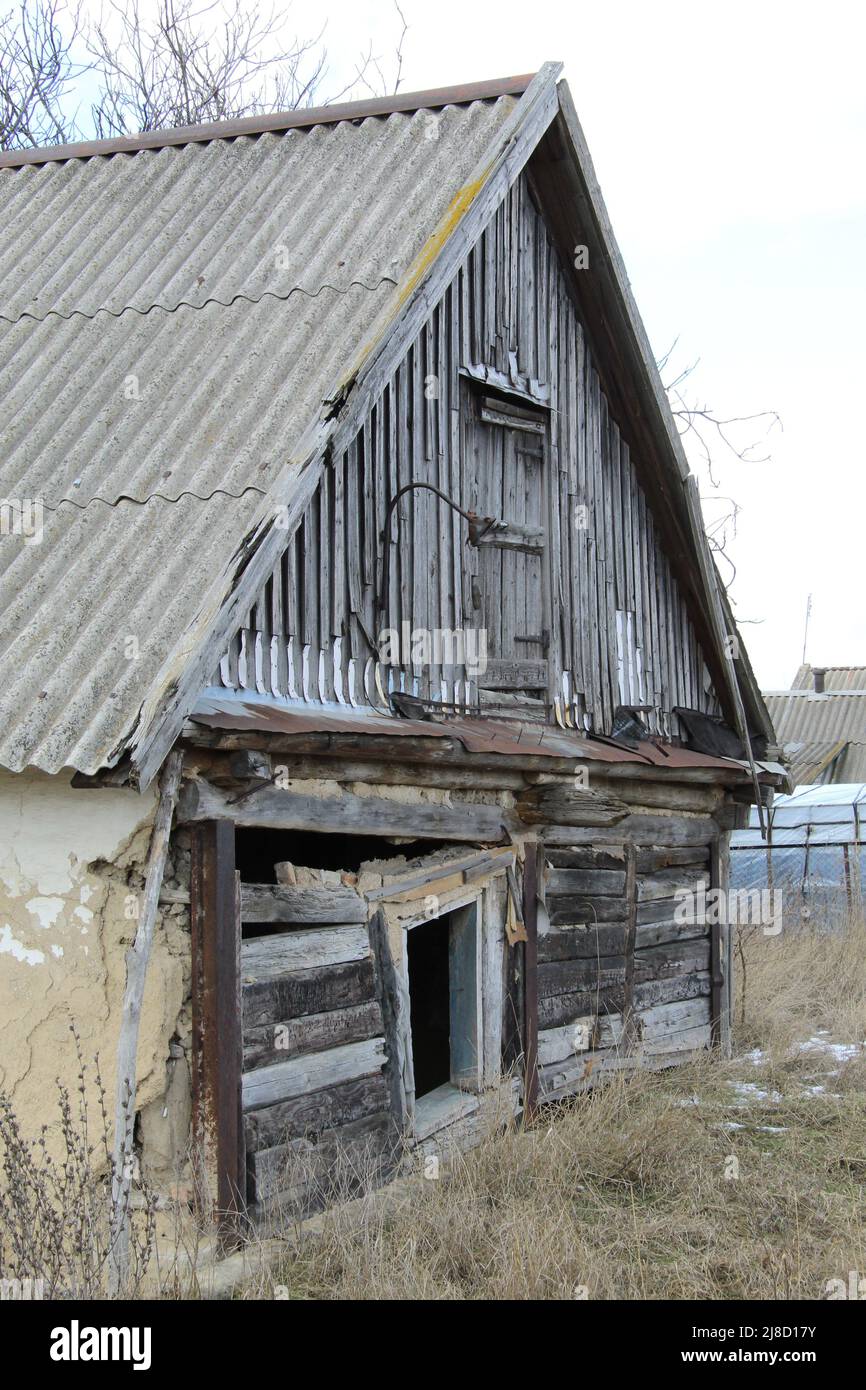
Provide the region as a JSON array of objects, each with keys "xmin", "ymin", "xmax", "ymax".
[{"xmin": 0, "ymin": 0, "xmax": 86, "ymax": 150}]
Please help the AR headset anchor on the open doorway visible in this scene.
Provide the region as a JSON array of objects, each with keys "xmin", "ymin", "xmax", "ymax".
[{"xmin": 405, "ymin": 902, "xmax": 480, "ymax": 1110}]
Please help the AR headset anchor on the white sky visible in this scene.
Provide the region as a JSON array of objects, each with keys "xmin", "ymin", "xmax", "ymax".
[{"xmin": 70, "ymin": 1, "xmax": 866, "ymax": 688}]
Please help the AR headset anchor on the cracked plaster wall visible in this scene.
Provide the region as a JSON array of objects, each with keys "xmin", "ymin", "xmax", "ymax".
[{"xmin": 0, "ymin": 767, "xmax": 191, "ymax": 1181}]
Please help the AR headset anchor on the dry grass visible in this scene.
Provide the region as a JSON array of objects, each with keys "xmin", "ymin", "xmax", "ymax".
[{"xmin": 252, "ymin": 912, "xmax": 866, "ymax": 1300}]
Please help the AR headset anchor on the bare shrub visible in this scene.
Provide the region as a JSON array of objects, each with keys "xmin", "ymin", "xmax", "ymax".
[{"xmin": 0, "ymin": 1027, "xmax": 158, "ymax": 1299}]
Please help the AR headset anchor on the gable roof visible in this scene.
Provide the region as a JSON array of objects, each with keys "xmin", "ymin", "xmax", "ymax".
[
  {"xmin": 0, "ymin": 77, "xmax": 532, "ymax": 778},
  {"xmin": 0, "ymin": 66, "xmax": 771, "ymax": 786}
]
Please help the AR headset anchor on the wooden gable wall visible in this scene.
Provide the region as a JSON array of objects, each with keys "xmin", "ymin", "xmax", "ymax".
[{"xmin": 215, "ymin": 170, "xmax": 721, "ymax": 738}]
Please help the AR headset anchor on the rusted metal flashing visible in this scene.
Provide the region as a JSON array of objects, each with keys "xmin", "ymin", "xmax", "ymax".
[
  {"xmin": 186, "ymin": 694, "xmax": 776, "ymax": 777},
  {"xmin": 0, "ymin": 74, "xmax": 534, "ymax": 169}
]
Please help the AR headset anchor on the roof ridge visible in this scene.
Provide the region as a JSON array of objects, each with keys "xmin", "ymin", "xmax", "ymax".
[{"xmin": 0, "ymin": 75, "xmax": 532, "ymax": 171}]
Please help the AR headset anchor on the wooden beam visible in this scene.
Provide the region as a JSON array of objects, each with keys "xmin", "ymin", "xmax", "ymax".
[
  {"xmin": 523, "ymin": 845, "xmax": 541, "ymax": 1117},
  {"xmin": 190, "ymin": 819, "xmax": 243, "ymax": 1237},
  {"xmin": 178, "ymin": 777, "xmax": 508, "ymax": 843},
  {"xmin": 240, "ymin": 883, "xmax": 366, "ymax": 924},
  {"xmin": 517, "ymin": 783, "xmax": 629, "ymax": 827}
]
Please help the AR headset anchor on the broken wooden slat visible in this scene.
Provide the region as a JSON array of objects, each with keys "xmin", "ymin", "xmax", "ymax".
[{"xmin": 240, "ymin": 883, "xmax": 366, "ymax": 925}]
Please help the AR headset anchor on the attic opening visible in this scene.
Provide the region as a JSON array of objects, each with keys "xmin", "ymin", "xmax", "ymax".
[{"xmin": 234, "ymin": 828, "xmax": 448, "ymax": 882}]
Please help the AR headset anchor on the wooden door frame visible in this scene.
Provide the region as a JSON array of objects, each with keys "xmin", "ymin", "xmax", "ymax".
[{"xmin": 189, "ymin": 819, "xmax": 244, "ymax": 1236}]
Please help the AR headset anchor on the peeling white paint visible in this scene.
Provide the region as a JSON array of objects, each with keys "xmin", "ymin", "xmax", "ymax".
[
  {"xmin": 0, "ymin": 925, "xmax": 46, "ymax": 966},
  {"xmin": 51, "ymin": 944, "xmax": 64, "ymax": 959},
  {"xmin": 25, "ymin": 896, "xmax": 65, "ymax": 929}
]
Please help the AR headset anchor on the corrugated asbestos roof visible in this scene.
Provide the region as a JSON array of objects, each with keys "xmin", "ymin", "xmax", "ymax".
[
  {"xmin": 767, "ymin": 673, "xmax": 866, "ymax": 787},
  {"xmin": 0, "ymin": 92, "xmax": 518, "ymax": 775},
  {"xmin": 790, "ymin": 664, "xmax": 866, "ymax": 691},
  {"xmin": 766, "ymin": 691, "xmax": 866, "ymax": 746}
]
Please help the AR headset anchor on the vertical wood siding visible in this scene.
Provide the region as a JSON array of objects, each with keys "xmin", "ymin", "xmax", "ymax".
[{"xmin": 217, "ymin": 173, "xmax": 720, "ymax": 735}]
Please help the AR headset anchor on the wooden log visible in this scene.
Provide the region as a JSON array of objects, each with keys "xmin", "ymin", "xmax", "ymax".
[
  {"xmin": 592, "ymin": 778, "xmax": 721, "ymax": 813},
  {"xmin": 635, "ymin": 917, "xmax": 710, "ymax": 949},
  {"xmin": 632, "ymin": 970, "xmax": 711, "ymax": 1010},
  {"xmin": 635, "ymin": 845, "xmax": 710, "ymax": 872},
  {"xmin": 538, "ymin": 985, "xmax": 625, "ymax": 1030},
  {"xmin": 636, "ymin": 895, "xmax": 700, "ymax": 926},
  {"xmin": 516, "ymin": 783, "xmax": 629, "ymax": 828},
  {"xmin": 544, "ymin": 846, "xmax": 626, "ymax": 870},
  {"xmin": 545, "ymin": 868, "xmax": 626, "ymax": 896},
  {"xmin": 178, "ymin": 778, "xmax": 507, "ymax": 843},
  {"xmin": 542, "ymin": 814, "xmax": 718, "ymax": 848},
  {"xmin": 636, "ymin": 867, "xmax": 710, "ymax": 901},
  {"xmin": 244, "ymin": 1073, "xmax": 389, "ymax": 1150},
  {"xmin": 242, "ymin": 1037, "xmax": 387, "ymax": 1112},
  {"xmin": 240, "ymin": 883, "xmax": 366, "ymax": 925},
  {"xmin": 538, "ymin": 957, "xmax": 627, "ymax": 997},
  {"xmin": 538, "ymin": 922, "xmax": 627, "ymax": 961},
  {"xmin": 641, "ymin": 1023, "xmax": 711, "ymax": 1057},
  {"xmin": 248, "ymin": 1113, "xmax": 394, "ymax": 1207},
  {"xmin": 242, "ymin": 957, "xmax": 377, "ymax": 1028},
  {"xmin": 633, "ymin": 939, "xmax": 710, "ymax": 982},
  {"xmin": 547, "ymin": 896, "xmax": 626, "ymax": 925},
  {"xmin": 243, "ymin": 1000, "xmax": 383, "ymax": 1071},
  {"xmin": 241, "ymin": 927, "xmax": 370, "ymax": 978},
  {"xmin": 538, "ymin": 1013, "xmax": 624, "ymax": 1065}
]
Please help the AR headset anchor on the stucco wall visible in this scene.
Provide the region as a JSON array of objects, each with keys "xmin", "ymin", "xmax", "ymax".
[{"xmin": 0, "ymin": 768, "xmax": 191, "ymax": 1182}]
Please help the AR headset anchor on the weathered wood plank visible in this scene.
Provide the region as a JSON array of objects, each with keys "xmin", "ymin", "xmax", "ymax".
[
  {"xmin": 243, "ymin": 1000, "xmax": 383, "ymax": 1071},
  {"xmin": 242, "ymin": 1038, "xmax": 387, "ymax": 1112},
  {"xmin": 517, "ymin": 783, "xmax": 629, "ymax": 827},
  {"xmin": 538, "ymin": 922, "xmax": 627, "ymax": 961},
  {"xmin": 547, "ymin": 896, "xmax": 627, "ymax": 925},
  {"xmin": 242, "ymin": 957, "xmax": 377, "ymax": 1028},
  {"xmin": 542, "ymin": 815, "xmax": 719, "ymax": 848},
  {"xmin": 544, "ymin": 846, "xmax": 626, "ymax": 870},
  {"xmin": 546, "ymin": 868, "xmax": 626, "ymax": 896},
  {"xmin": 241, "ymin": 927, "xmax": 370, "ymax": 979},
  {"xmin": 249, "ymin": 1113, "xmax": 394, "ymax": 1207},
  {"xmin": 244, "ymin": 1072, "xmax": 389, "ymax": 1150},
  {"xmin": 241, "ymin": 883, "xmax": 366, "ymax": 925},
  {"xmin": 179, "ymin": 779, "xmax": 507, "ymax": 844}
]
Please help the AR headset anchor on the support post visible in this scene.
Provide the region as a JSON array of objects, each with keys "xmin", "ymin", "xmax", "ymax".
[
  {"xmin": 108, "ymin": 749, "xmax": 183, "ymax": 1295},
  {"xmin": 190, "ymin": 819, "xmax": 243, "ymax": 1244}
]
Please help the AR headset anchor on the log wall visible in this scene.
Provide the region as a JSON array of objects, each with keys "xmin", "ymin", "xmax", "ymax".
[{"xmin": 537, "ymin": 831, "xmax": 718, "ymax": 1101}]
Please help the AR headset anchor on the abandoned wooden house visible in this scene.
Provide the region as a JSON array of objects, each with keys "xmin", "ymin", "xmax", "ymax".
[{"xmin": 0, "ymin": 66, "xmax": 786, "ymax": 1223}]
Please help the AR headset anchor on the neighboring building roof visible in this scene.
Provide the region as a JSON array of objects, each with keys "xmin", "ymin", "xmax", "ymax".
[
  {"xmin": 790, "ymin": 664, "xmax": 866, "ymax": 691},
  {"xmin": 764, "ymin": 664, "xmax": 866, "ymax": 787},
  {"xmin": 0, "ymin": 67, "xmax": 771, "ymax": 785},
  {"xmin": 0, "ymin": 83, "xmax": 521, "ymax": 777}
]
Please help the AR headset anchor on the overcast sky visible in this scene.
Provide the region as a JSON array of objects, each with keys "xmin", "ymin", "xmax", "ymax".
[{"xmin": 71, "ymin": 1, "xmax": 866, "ymax": 689}]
